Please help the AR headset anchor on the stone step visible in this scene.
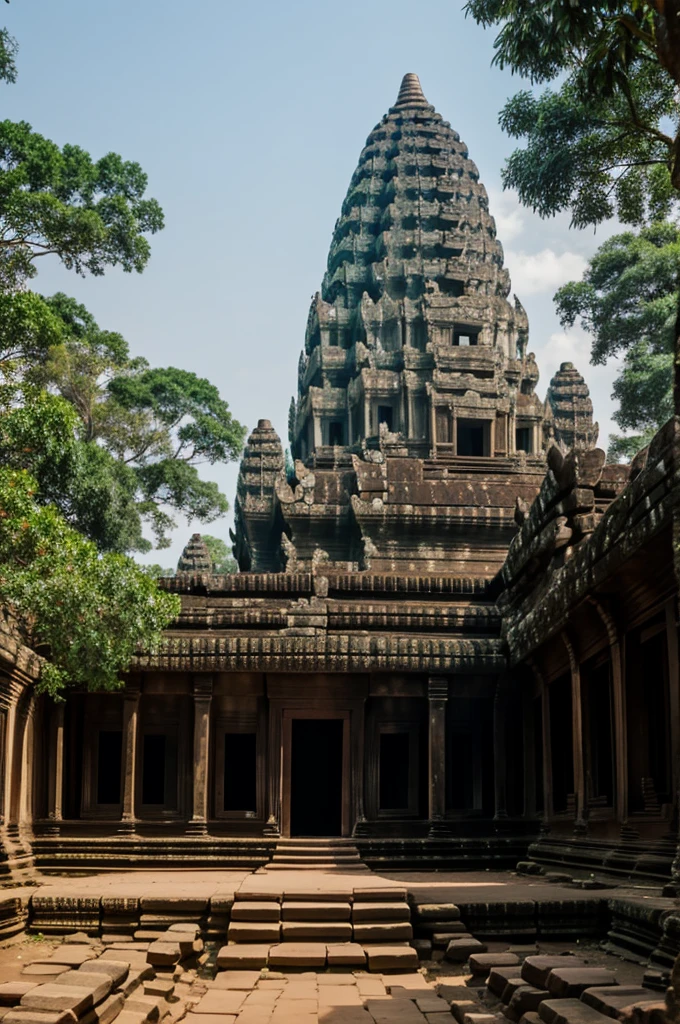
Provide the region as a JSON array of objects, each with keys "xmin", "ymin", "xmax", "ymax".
[
  {"xmin": 351, "ymin": 902, "xmax": 410, "ymax": 923},
  {"xmin": 281, "ymin": 921, "xmax": 353, "ymax": 940},
  {"xmin": 545, "ymin": 969, "xmax": 618, "ymax": 999},
  {"xmin": 580, "ymin": 986, "xmax": 655, "ymax": 1020},
  {"xmin": 227, "ymin": 921, "xmax": 281, "ymax": 943},
  {"xmin": 281, "ymin": 901, "xmax": 351, "ymax": 921},
  {"xmin": 230, "ymin": 901, "xmax": 280, "ymax": 922},
  {"xmin": 271, "ymin": 853, "xmax": 361, "ymax": 862},
  {"xmin": 265, "ymin": 862, "xmax": 369, "ymax": 871}
]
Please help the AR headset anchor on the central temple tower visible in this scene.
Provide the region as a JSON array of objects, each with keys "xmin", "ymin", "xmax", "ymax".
[{"xmin": 233, "ymin": 75, "xmax": 596, "ymax": 574}]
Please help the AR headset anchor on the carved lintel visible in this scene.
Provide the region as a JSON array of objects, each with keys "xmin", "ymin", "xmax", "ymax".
[{"xmin": 192, "ymin": 674, "xmax": 214, "ymax": 699}]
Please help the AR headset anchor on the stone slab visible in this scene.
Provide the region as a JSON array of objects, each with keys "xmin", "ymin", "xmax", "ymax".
[
  {"xmin": 0, "ymin": 985, "xmax": 40, "ymax": 1007},
  {"xmin": 216, "ymin": 946, "xmax": 271, "ymax": 970},
  {"xmin": 119, "ymin": 970, "xmax": 152, "ymax": 999},
  {"xmin": 138, "ymin": 899, "xmax": 207, "ymax": 913},
  {"xmin": 501, "ymin": 979, "xmax": 527, "ymax": 1004},
  {"xmin": 114, "ymin": 1015, "xmax": 148, "ymax": 1024},
  {"xmin": 211, "ymin": 973, "xmax": 261, "ymax": 991},
  {"xmin": 281, "ymin": 903, "xmax": 350, "ymax": 922},
  {"xmin": 470, "ymin": 953, "xmax": 521, "ymax": 976},
  {"xmin": 351, "ymin": 902, "xmax": 410, "ymax": 922},
  {"xmin": 580, "ymin": 987, "xmax": 654, "ymax": 1019},
  {"xmin": 445, "ymin": 938, "xmax": 487, "ymax": 962},
  {"xmin": 189, "ymin": 992, "xmax": 246, "ymax": 1015},
  {"xmin": 281, "ymin": 922, "xmax": 351, "ymax": 940},
  {"xmin": 523, "ymin": 959, "xmax": 588, "ymax": 990},
  {"xmin": 35, "ymin": 952, "xmax": 96, "ymax": 969},
  {"xmin": 364, "ymin": 945, "xmax": 418, "ymax": 972},
  {"xmin": 546, "ymin": 970, "xmax": 618, "ymax": 998},
  {"xmin": 230, "ymin": 903, "xmax": 280, "ymax": 923},
  {"xmin": 146, "ymin": 943, "xmax": 180, "ymax": 967},
  {"xmin": 489, "ymin": 969, "xmax": 526, "ymax": 998},
  {"xmin": 142, "ymin": 980, "xmax": 173, "ymax": 999},
  {"xmin": 166, "ymin": 924, "xmax": 200, "ymax": 934},
  {"xmin": 450, "ymin": 1000, "xmax": 481, "ymax": 1024},
  {"xmin": 539, "ymin": 1000, "xmax": 612, "ymax": 1024},
  {"xmin": 52, "ymin": 976, "xmax": 112, "ymax": 996},
  {"xmin": 76, "ymin": 962, "xmax": 130, "ymax": 986},
  {"xmin": 79, "ymin": 994, "xmax": 125, "ymax": 1024},
  {"xmin": 282, "ymin": 891, "xmax": 350, "ymax": 903},
  {"xmin": 507, "ymin": 986, "xmax": 551, "ymax": 1018},
  {"xmin": 267, "ymin": 943, "xmax": 327, "ymax": 967},
  {"xmin": 226, "ymin": 923, "xmax": 280, "ymax": 943},
  {"xmin": 4, "ymin": 1012, "xmax": 78, "ymax": 1024},
  {"xmin": 326, "ymin": 943, "xmax": 366, "ymax": 967},
  {"xmin": 21, "ymin": 983, "xmax": 109, "ymax": 1016},
  {"xmin": 20, "ymin": 971, "xmax": 67, "ymax": 982}
]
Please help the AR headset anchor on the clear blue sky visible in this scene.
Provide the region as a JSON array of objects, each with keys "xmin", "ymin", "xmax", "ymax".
[{"xmin": 5, "ymin": 0, "xmax": 620, "ymax": 567}]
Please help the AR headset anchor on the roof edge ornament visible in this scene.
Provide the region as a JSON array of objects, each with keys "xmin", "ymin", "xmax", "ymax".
[{"xmin": 393, "ymin": 72, "xmax": 429, "ymax": 108}]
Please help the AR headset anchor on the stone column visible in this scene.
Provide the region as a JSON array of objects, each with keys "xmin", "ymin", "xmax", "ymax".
[
  {"xmin": 592, "ymin": 599, "xmax": 628, "ymax": 828},
  {"xmin": 188, "ymin": 675, "xmax": 213, "ymax": 835},
  {"xmin": 120, "ymin": 680, "xmax": 140, "ymax": 833},
  {"xmin": 428, "ymin": 677, "xmax": 448, "ymax": 833},
  {"xmin": 264, "ymin": 701, "xmax": 282, "ymax": 836},
  {"xmin": 46, "ymin": 703, "xmax": 64, "ymax": 833},
  {"xmin": 351, "ymin": 700, "xmax": 367, "ymax": 835},
  {"xmin": 364, "ymin": 397, "xmax": 371, "ymax": 438},
  {"xmin": 562, "ymin": 633, "xmax": 586, "ymax": 833},
  {"xmin": 493, "ymin": 679, "xmax": 508, "ymax": 820}
]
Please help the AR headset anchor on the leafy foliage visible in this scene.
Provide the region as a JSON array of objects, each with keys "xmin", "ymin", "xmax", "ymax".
[
  {"xmin": 0, "ymin": 28, "xmax": 17, "ymax": 85},
  {"xmin": 0, "ymin": 468, "xmax": 180, "ymax": 696},
  {"xmin": 466, "ymin": 1, "xmax": 680, "ymax": 225},
  {"xmin": 0, "ymin": 119, "xmax": 165, "ymax": 290},
  {"xmin": 0, "ymin": 292, "xmax": 246, "ymax": 551},
  {"xmin": 202, "ymin": 534, "xmax": 238, "ymax": 574},
  {"xmin": 555, "ymin": 222, "xmax": 679, "ymax": 457}
]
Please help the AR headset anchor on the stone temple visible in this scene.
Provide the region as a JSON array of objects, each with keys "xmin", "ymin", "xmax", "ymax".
[{"xmin": 1, "ymin": 76, "xmax": 679, "ymax": 944}]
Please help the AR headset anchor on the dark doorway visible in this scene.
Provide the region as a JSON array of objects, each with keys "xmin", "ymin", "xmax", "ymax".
[
  {"xmin": 97, "ymin": 730, "xmax": 122, "ymax": 804},
  {"xmin": 290, "ymin": 719, "xmax": 343, "ymax": 836},
  {"xmin": 224, "ymin": 733, "xmax": 257, "ymax": 812}
]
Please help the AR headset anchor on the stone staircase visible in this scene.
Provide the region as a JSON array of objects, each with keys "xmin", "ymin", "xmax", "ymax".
[
  {"xmin": 265, "ymin": 837, "xmax": 369, "ymax": 872},
  {"xmin": 221, "ymin": 885, "xmax": 418, "ymax": 970}
]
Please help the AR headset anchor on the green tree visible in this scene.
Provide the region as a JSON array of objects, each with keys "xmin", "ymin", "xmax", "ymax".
[
  {"xmin": 0, "ymin": 292, "xmax": 247, "ymax": 551},
  {"xmin": 202, "ymin": 534, "xmax": 238, "ymax": 574},
  {"xmin": 555, "ymin": 222, "xmax": 679, "ymax": 458},
  {"xmin": 0, "ymin": 467, "xmax": 180, "ymax": 697},
  {"xmin": 466, "ymin": 0, "xmax": 680, "ymax": 439}
]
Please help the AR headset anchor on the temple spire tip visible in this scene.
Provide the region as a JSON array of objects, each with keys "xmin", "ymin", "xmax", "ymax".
[{"xmin": 394, "ymin": 72, "xmax": 428, "ymax": 108}]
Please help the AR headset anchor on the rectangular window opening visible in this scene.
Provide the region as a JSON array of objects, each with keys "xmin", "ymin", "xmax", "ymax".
[
  {"xmin": 224, "ymin": 733, "xmax": 257, "ymax": 812},
  {"xmin": 516, "ymin": 427, "xmax": 532, "ymax": 453},
  {"xmin": 377, "ymin": 405, "xmax": 393, "ymax": 431},
  {"xmin": 379, "ymin": 732, "xmax": 410, "ymax": 810},
  {"xmin": 97, "ymin": 730, "xmax": 122, "ymax": 805},
  {"xmin": 328, "ymin": 421, "xmax": 344, "ymax": 446},
  {"xmin": 457, "ymin": 419, "xmax": 488, "ymax": 457}
]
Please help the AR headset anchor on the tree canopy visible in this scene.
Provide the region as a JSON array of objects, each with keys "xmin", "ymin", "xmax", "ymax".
[
  {"xmin": 0, "ymin": 467, "xmax": 180, "ymax": 697},
  {"xmin": 465, "ymin": 2, "xmax": 680, "ymax": 224},
  {"xmin": 467, "ymin": 1, "xmax": 680, "ymax": 452},
  {"xmin": 555, "ymin": 222, "xmax": 679, "ymax": 458}
]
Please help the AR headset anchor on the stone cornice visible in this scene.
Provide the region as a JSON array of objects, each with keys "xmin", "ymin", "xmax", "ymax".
[{"xmin": 134, "ymin": 633, "xmax": 505, "ymax": 673}]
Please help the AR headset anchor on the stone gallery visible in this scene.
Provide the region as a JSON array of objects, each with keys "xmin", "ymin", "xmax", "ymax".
[{"xmin": 0, "ymin": 74, "xmax": 678, "ymax": 890}]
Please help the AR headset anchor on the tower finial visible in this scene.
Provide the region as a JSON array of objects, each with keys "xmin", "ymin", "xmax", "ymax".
[{"xmin": 394, "ymin": 73, "xmax": 428, "ymax": 108}]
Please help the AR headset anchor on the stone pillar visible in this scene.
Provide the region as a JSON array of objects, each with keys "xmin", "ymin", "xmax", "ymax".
[
  {"xmin": 428, "ymin": 678, "xmax": 448, "ymax": 833},
  {"xmin": 590, "ymin": 598, "xmax": 627, "ymax": 826},
  {"xmin": 46, "ymin": 703, "xmax": 64, "ymax": 833},
  {"xmin": 188, "ymin": 675, "xmax": 213, "ymax": 835},
  {"xmin": 264, "ymin": 701, "xmax": 282, "ymax": 836},
  {"xmin": 493, "ymin": 679, "xmax": 508, "ymax": 820},
  {"xmin": 562, "ymin": 633, "xmax": 586, "ymax": 833},
  {"xmin": 120, "ymin": 680, "xmax": 140, "ymax": 833},
  {"xmin": 313, "ymin": 415, "xmax": 322, "ymax": 448},
  {"xmin": 351, "ymin": 700, "xmax": 367, "ymax": 836},
  {"xmin": 364, "ymin": 396, "xmax": 371, "ymax": 438}
]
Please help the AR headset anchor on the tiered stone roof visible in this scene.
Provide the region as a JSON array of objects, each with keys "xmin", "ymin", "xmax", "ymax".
[{"xmin": 176, "ymin": 534, "xmax": 212, "ymax": 574}]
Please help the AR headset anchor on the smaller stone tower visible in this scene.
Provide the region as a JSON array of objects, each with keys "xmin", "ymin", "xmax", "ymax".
[
  {"xmin": 231, "ymin": 420, "xmax": 286, "ymax": 572},
  {"xmin": 545, "ymin": 362, "xmax": 598, "ymax": 450},
  {"xmin": 177, "ymin": 533, "xmax": 212, "ymax": 574}
]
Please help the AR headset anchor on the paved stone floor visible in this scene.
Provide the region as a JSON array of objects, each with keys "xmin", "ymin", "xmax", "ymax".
[{"xmin": 4, "ymin": 868, "xmax": 663, "ymax": 905}]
